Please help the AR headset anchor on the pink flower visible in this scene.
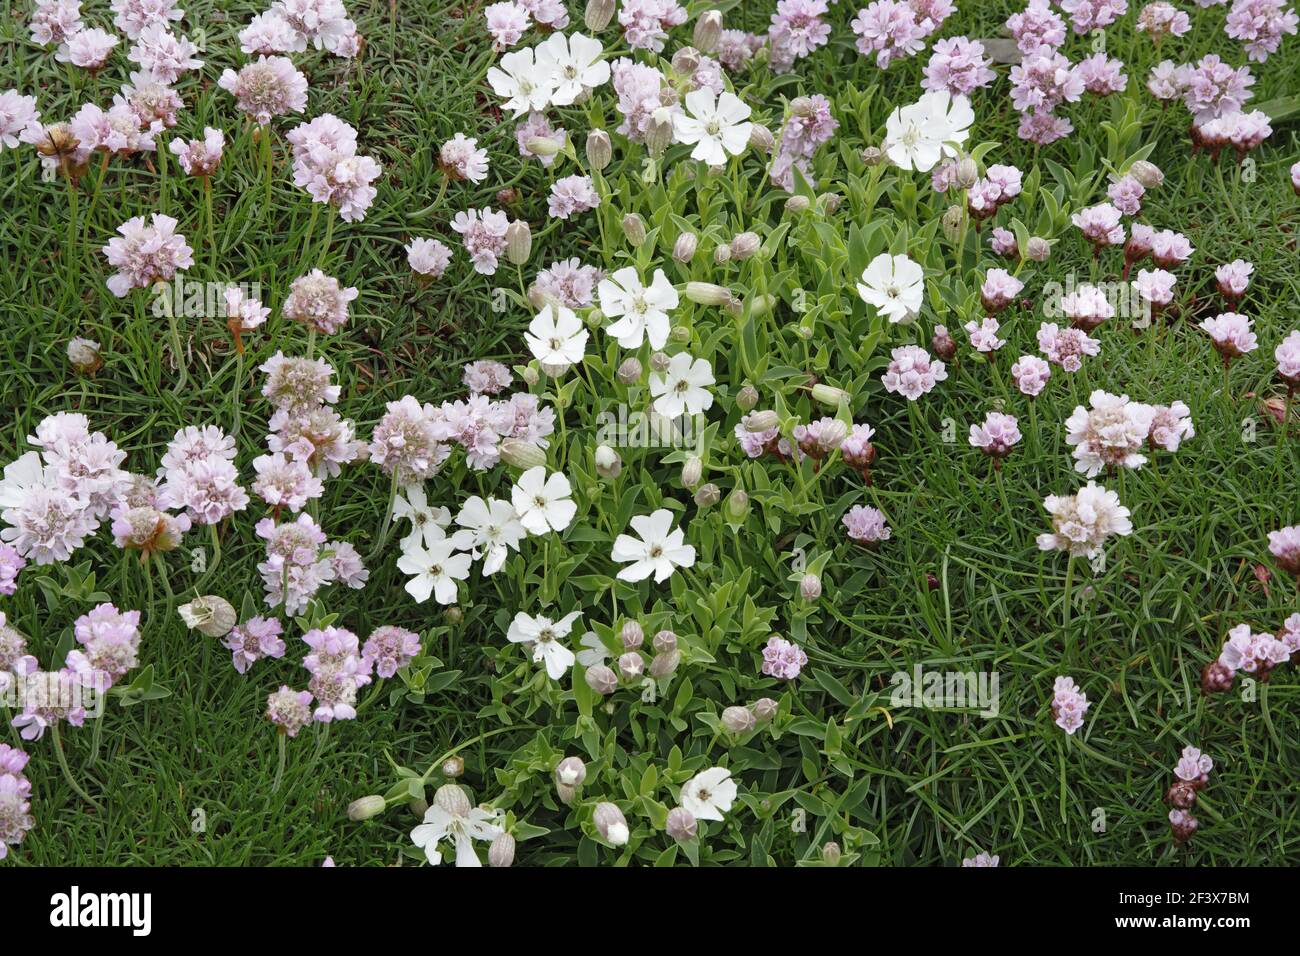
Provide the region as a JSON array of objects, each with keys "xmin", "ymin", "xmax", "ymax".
[
  {"xmin": 610, "ymin": 58, "xmax": 675, "ymax": 143},
  {"xmin": 1136, "ymin": 2, "xmax": 1191, "ymax": 39},
  {"xmin": 515, "ymin": 111, "xmax": 567, "ymax": 167},
  {"xmin": 1010, "ymin": 51, "xmax": 1084, "ymax": 113},
  {"xmin": 843, "ymin": 504, "xmax": 891, "ymax": 544},
  {"xmin": 1218, "ymin": 623, "xmax": 1290, "ymax": 674},
  {"xmin": 882, "ymin": 345, "xmax": 947, "ymax": 400},
  {"xmin": 1072, "ymin": 202, "xmax": 1125, "ymax": 249},
  {"xmin": 1006, "ymin": 0, "xmax": 1067, "ymax": 55},
  {"xmin": 717, "ymin": 30, "xmax": 765, "ymax": 71},
  {"xmin": 761, "ymin": 635, "xmax": 808, "ymax": 680},
  {"xmin": 161, "ymin": 457, "xmax": 249, "ymax": 525},
  {"xmin": 533, "ymin": 258, "xmax": 600, "ymax": 308},
  {"xmin": 964, "ymin": 317, "xmax": 1006, "ymax": 354},
  {"xmin": 1275, "ymin": 330, "xmax": 1300, "ymax": 386},
  {"xmin": 1017, "ymin": 110, "xmax": 1073, "ymax": 145},
  {"xmin": 56, "ymin": 28, "xmax": 119, "ymax": 71},
  {"xmin": 969, "ymin": 411, "xmax": 1022, "ymax": 459},
  {"xmin": 257, "ymin": 514, "xmax": 338, "ymax": 614},
  {"xmin": 126, "ymin": 23, "xmax": 203, "ymax": 84},
  {"xmin": 1215, "ymin": 259, "xmax": 1253, "ymax": 301},
  {"xmin": 240, "ymin": 12, "xmax": 297, "ymax": 55},
  {"xmin": 485, "ymin": 1, "xmax": 530, "ymax": 48},
  {"xmin": 1178, "ymin": 54, "xmax": 1254, "ymax": 121},
  {"xmin": 1147, "ymin": 59, "xmax": 1185, "ymax": 100},
  {"xmin": 1106, "ymin": 174, "xmax": 1144, "ymax": 215},
  {"xmin": 252, "ymin": 452, "xmax": 323, "ymax": 512},
  {"xmin": 169, "ymin": 127, "xmax": 224, "ymax": 176},
  {"xmin": 406, "ymin": 237, "xmax": 452, "ymax": 278},
  {"xmin": 851, "ymin": 0, "xmax": 925, "ymax": 68},
  {"xmin": 119, "ymin": 71, "xmax": 183, "ymax": 128},
  {"xmin": 1077, "ymin": 51, "xmax": 1128, "ymax": 95},
  {"xmin": 368, "ymin": 396, "xmax": 449, "ymax": 480},
  {"xmin": 840, "ymin": 423, "xmax": 877, "ymax": 478},
  {"xmin": 267, "ymin": 686, "xmax": 314, "ymax": 736},
  {"xmin": 362, "ymin": 626, "xmax": 422, "ymax": 678},
  {"xmin": 1133, "ymin": 268, "xmax": 1177, "ymax": 309},
  {"xmin": 224, "ymin": 616, "xmax": 286, "ymax": 674},
  {"xmin": 0, "ymin": 544, "xmax": 26, "ymax": 595},
  {"xmin": 463, "ymin": 361, "xmax": 513, "ymax": 396},
  {"xmin": 1060, "ymin": 284, "xmax": 1115, "ymax": 331},
  {"xmin": 111, "ymin": 0, "xmax": 184, "ymax": 39},
  {"xmin": 1173, "ymin": 746, "xmax": 1213, "ymax": 783},
  {"xmin": 68, "ymin": 603, "xmax": 141, "ymax": 688},
  {"xmin": 0, "ymin": 91, "xmax": 39, "ymax": 151},
  {"xmin": 1225, "ymin": 0, "xmax": 1299, "ymax": 62},
  {"xmin": 980, "ymin": 268, "xmax": 1023, "ymax": 312},
  {"xmin": 69, "ymin": 102, "xmax": 161, "ymax": 157},
  {"xmin": 1011, "ymin": 354, "xmax": 1052, "ymax": 396},
  {"xmin": 101, "ymin": 213, "xmax": 194, "ymax": 297},
  {"xmin": 1150, "ymin": 229, "xmax": 1194, "ymax": 268},
  {"xmin": 31, "ymin": 0, "xmax": 84, "ymax": 46},
  {"xmin": 922, "ymin": 36, "xmax": 996, "ymax": 96},
  {"xmin": 1200, "ymin": 311, "xmax": 1257, "ymax": 360},
  {"xmin": 1050, "ymin": 676, "xmax": 1089, "ymax": 734},
  {"xmin": 771, "ymin": 0, "xmax": 833, "ymax": 60},
  {"xmin": 989, "ymin": 227, "xmax": 1018, "ymax": 257},
  {"xmin": 218, "ymin": 55, "xmax": 309, "ymax": 125},
  {"xmin": 259, "ymin": 352, "xmax": 341, "ymax": 412},
  {"xmin": 1065, "ymin": 389, "xmax": 1157, "ymax": 476},
  {"xmin": 1060, "ymin": 0, "xmax": 1128, "ymax": 33},
  {"xmin": 547, "ymin": 174, "xmax": 600, "ymax": 220},
  {"xmin": 272, "ymin": 0, "xmax": 358, "ymax": 55},
  {"xmin": 1037, "ymin": 322, "xmax": 1100, "ymax": 372},
  {"xmin": 1147, "ymin": 401, "xmax": 1194, "ymax": 452},
  {"xmin": 451, "ymin": 207, "xmax": 511, "ymax": 275},
  {"xmin": 283, "ymin": 270, "xmax": 358, "ymax": 335},
  {"xmin": 288, "ymin": 115, "xmax": 382, "ymax": 222},
  {"xmin": 1269, "ymin": 524, "xmax": 1300, "ymax": 579},
  {"xmin": 618, "ymin": 0, "xmax": 688, "ymax": 52},
  {"xmin": 439, "ymin": 133, "xmax": 489, "ymax": 183}
]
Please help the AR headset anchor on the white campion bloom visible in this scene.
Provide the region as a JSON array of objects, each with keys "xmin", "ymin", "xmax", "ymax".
[
  {"xmin": 650, "ymin": 353, "xmax": 715, "ymax": 418},
  {"xmin": 486, "ymin": 47, "xmax": 554, "ymax": 117},
  {"xmin": 536, "ymin": 31, "xmax": 610, "ymax": 106},
  {"xmin": 392, "ymin": 483, "xmax": 451, "ymax": 551},
  {"xmin": 672, "ymin": 88, "xmax": 753, "ymax": 166},
  {"xmin": 506, "ymin": 610, "xmax": 582, "ymax": 680},
  {"xmin": 396, "ymin": 535, "xmax": 472, "ymax": 604},
  {"xmin": 680, "ymin": 766, "xmax": 737, "ymax": 822},
  {"xmin": 882, "ymin": 90, "xmax": 973, "ymax": 172},
  {"xmin": 511, "ymin": 466, "xmax": 577, "ymax": 535},
  {"xmin": 410, "ymin": 795, "xmax": 503, "ymax": 867},
  {"xmin": 856, "ymin": 252, "xmax": 925, "ymax": 324},
  {"xmin": 598, "ymin": 266, "xmax": 679, "ymax": 350},
  {"xmin": 525, "ymin": 303, "xmax": 588, "ymax": 374},
  {"xmin": 611, "ymin": 508, "xmax": 696, "ymax": 583},
  {"xmin": 454, "ymin": 495, "xmax": 525, "ymax": 574}
]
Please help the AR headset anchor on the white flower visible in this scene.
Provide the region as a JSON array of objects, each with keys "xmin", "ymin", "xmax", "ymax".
[
  {"xmin": 650, "ymin": 353, "xmax": 715, "ymax": 418},
  {"xmin": 576, "ymin": 631, "xmax": 610, "ymax": 667},
  {"xmin": 410, "ymin": 801, "xmax": 502, "ymax": 867},
  {"xmin": 598, "ymin": 267, "xmax": 678, "ymax": 350},
  {"xmin": 611, "ymin": 508, "xmax": 696, "ymax": 583},
  {"xmin": 511, "ymin": 466, "xmax": 577, "ymax": 535},
  {"xmin": 883, "ymin": 90, "xmax": 973, "ymax": 172},
  {"xmin": 455, "ymin": 495, "xmax": 525, "ymax": 574},
  {"xmin": 507, "ymin": 610, "xmax": 582, "ymax": 680},
  {"xmin": 856, "ymin": 253, "xmax": 925, "ymax": 324},
  {"xmin": 1065, "ymin": 390, "xmax": 1157, "ymax": 478},
  {"xmin": 680, "ymin": 766, "xmax": 737, "ymax": 822},
  {"xmin": 392, "ymin": 483, "xmax": 451, "ymax": 551},
  {"xmin": 486, "ymin": 47, "xmax": 554, "ymax": 116},
  {"xmin": 1036, "ymin": 481, "xmax": 1133, "ymax": 559},
  {"xmin": 536, "ymin": 31, "xmax": 609, "ymax": 106},
  {"xmin": 672, "ymin": 88, "xmax": 753, "ymax": 166},
  {"xmin": 525, "ymin": 303, "xmax": 588, "ymax": 374},
  {"xmin": 396, "ymin": 536, "xmax": 472, "ymax": 604}
]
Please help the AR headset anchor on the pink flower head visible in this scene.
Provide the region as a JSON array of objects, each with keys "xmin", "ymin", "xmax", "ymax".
[
  {"xmin": 169, "ymin": 127, "xmax": 224, "ymax": 176},
  {"xmin": 70, "ymin": 603, "xmax": 142, "ymax": 687},
  {"xmin": 619, "ymin": 0, "xmax": 688, "ymax": 52},
  {"xmin": 1219, "ymin": 622, "xmax": 1290, "ymax": 674},
  {"xmin": 288, "ymin": 116, "xmax": 382, "ymax": 222},
  {"xmin": 1010, "ymin": 51, "xmax": 1084, "ymax": 113},
  {"xmin": 1173, "ymin": 746, "xmax": 1213, "ymax": 783},
  {"xmin": 369, "ymin": 395, "xmax": 450, "ymax": 481},
  {"xmin": 1200, "ymin": 312, "xmax": 1257, "ymax": 361},
  {"xmin": 964, "ymin": 317, "xmax": 1006, "ymax": 354},
  {"xmin": 223, "ymin": 616, "xmax": 286, "ymax": 674},
  {"xmin": 980, "ymin": 268, "xmax": 1024, "ymax": 312},
  {"xmin": 1147, "ymin": 59, "xmax": 1185, "ymax": 100},
  {"xmin": 1017, "ymin": 110, "xmax": 1073, "ymax": 145},
  {"xmin": 761, "ymin": 635, "xmax": 808, "ymax": 680},
  {"xmin": 362, "ymin": 626, "xmax": 422, "ymax": 678},
  {"xmin": 1037, "ymin": 322, "xmax": 1100, "ymax": 372},
  {"xmin": 1215, "ymin": 259, "xmax": 1253, "ymax": 301},
  {"xmin": 406, "ymin": 237, "xmax": 453, "ymax": 278},
  {"xmin": 989, "ymin": 227, "xmax": 1018, "ymax": 257},
  {"xmin": 547, "ymin": 174, "xmax": 601, "ymax": 220},
  {"xmin": 515, "ymin": 111, "xmax": 567, "ymax": 167},
  {"xmin": 31, "ymin": 0, "xmax": 84, "ymax": 47},
  {"xmin": 267, "ymin": 686, "xmax": 314, "ymax": 736},
  {"xmin": 969, "ymin": 411, "xmax": 1022, "ymax": 460},
  {"xmin": 1050, "ymin": 676, "xmax": 1089, "ymax": 734},
  {"xmin": 439, "ymin": 132, "xmax": 490, "ymax": 183},
  {"xmin": 463, "ymin": 360, "xmax": 513, "ymax": 395},
  {"xmin": 0, "ymin": 91, "xmax": 40, "ymax": 152},
  {"xmin": 240, "ymin": 11, "xmax": 298, "ymax": 54},
  {"xmin": 0, "ymin": 544, "xmax": 26, "ymax": 595},
  {"xmin": 127, "ymin": 23, "xmax": 203, "ymax": 84},
  {"xmin": 1147, "ymin": 401, "xmax": 1194, "ymax": 452},
  {"xmin": 1225, "ymin": 0, "xmax": 1299, "ymax": 62},
  {"xmin": 842, "ymin": 504, "xmax": 891, "ymax": 545},
  {"xmin": 1267, "ymin": 524, "xmax": 1300, "ymax": 578},
  {"xmin": 1072, "ymin": 202, "xmax": 1125, "ymax": 249},
  {"xmin": 1275, "ymin": 330, "xmax": 1300, "ymax": 386},
  {"xmin": 69, "ymin": 102, "xmax": 161, "ymax": 157},
  {"xmin": 1061, "ymin": 0, "xmax": 1129, "ymax": 33},
  {"xmin": 1136, "ymin": 2, "xmax": 1192, "ymax": 39},
  {"xmin": 1006, "ymin": 0, "xmax": 1067, "ymax": 55},
  {"xmin": 101, "ymin": 213, "xmax": 194, "ymax": 297},
  {"xmin": 1077, "ymin": 51, "xmax": 1128, "ymax": 95},
  {"xmin": 450, "ymin": 207, "xmax": 511, "ymax": 275},
  {"xmin": 218, "ymin": 55, "xmax": 309, "ymax": 125},
  {"xmin": 1179, "ymin": 54, "xmax": 1254, "ymax": 122},
  {"xmin": 282, "ymin": 270, "xmax": 358, "ymax": 335},
  {"xmin": 1011, "ymin": 354, "xmax": 1052, "ymax": 396},
  {"xmin": 1133, "ymin": 269, "xmax": 1177, "ymax": 310},
  {"xmin": 1150, "ymin": 229, "xmax": 1193, "ymax": 268},
  {"xmin": 1060, "ymin": 284, "xmax": 1115, "ymax": 331},
  {"xmin": 923, "ymin": 36, "xmax": 996, "ymax": 95},
  {"xmin": 111, "ymin": 0, "xmax": 184, "ymax": 39},
  {"xmin": 1106, "ymin": 175, "xmax": 1144, "ymax": 215},
  {"xmin": 252, "ymin": 452, "xmax": 323, "ymax": 512},
  {"xmin": 851, "ymin": 1, "xmax": 926, "ymax": 69},
  {"xmin": 882, "ymin": 345, "xmax": 947, "ymax": 400},
  {"xmin": 56, "ymin": 27, "xmax": 119, "ymax": 71},
  {"xmin": 1065, "ymin": 389, "xmax": 1157, "ymax": 476},
  {"xmin": 485, "ymin": 1, "xmax": 530, "ymax": 49}
]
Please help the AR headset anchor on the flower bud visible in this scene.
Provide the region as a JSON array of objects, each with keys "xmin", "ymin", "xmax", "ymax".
[
  {"xmin": 955, "ymin": 158, "xmax": 979, "ymax": 189},
  {"xmin": 616, "ymin": 357, "xmax": 642, "ymax": 384},
  {"xmin": 178, "ymin": 596, "xmax": 237, "ymax": 638},
  {"xmin": 621, "ymin": 620, "xmax": 645, "ymax": 650},
  {"xmin": 681, "ymin": 456, "xmax": 703, "ymax": 489},
  {"xmin": 594, "ymin": 444, "xmax": 622, "ymax": 478},
  {"xmin": 594, "ymin": 802, "xmax": 629, "ymax": 846},
  {"xmin": 617, "ymin": 651, "xmax": 644, "ymax": 680},
  {"xmin": 790, "ymin": 96, "xmax": 817, "ymax": 118},
  {"xmin": 520, "ymin": 366, "xmax": 540, "ymax": 387},
  {"xmin": 942, "ymin": 204, "xmax": 965, "ymax": 243},
  {"xmin": 724, "ymin": 295, "xmax": 744, "ymax": 317},
  {"xmin": 496, "ymin": 187, "xmax": 518, "ymax": 205},
  {"xmin": 684, "ymin": 281, "xmax": 732, "ymax": 306},
  {"xmin": 443, "ymin": 606, "xmax": 464, "ymax": 625},
  {"xmin": 669, "ymin": 324, "xmax": 691, "ymax": 344},
  {"xmin": 752, "ymin": 697, "xmax": 778, "ymax": 722},
  {"xmin": 67, "ymin": 337, "xmax": 102, "ymax": 375},
  {"xmin": 555, "ymin": 756, "xmax": 587, "ymax": 791},
  {"xmin": 499, "ymin": 438, "xmax": 547, "ymax": 470},
  {"xmin": 648, "ymin": 649, "xmax": 680, "ymax": 678},
  {"xmin": 861, "ymin": 146, "xmax": 885, "ymax": 165},
  {"xmin": 525, "ymin": 135, "xmax": 562, "ymax": 158},
  {"xmin": 800, "ymin": 573, "xmax": 822, "ymax": 601},
  {"xmin": 693, "ymin": 10, "xmax": 723, "ymax": 52},
  {"xmin": 646, "ymin": 110, "xmax": 674, "ymax": 156},
  {"xmin": 347, "ymin": 795, "xmax": 387, "ymax": 821},
  {"xmin": 673, "ymin": 232, "xmax": 698, "ymax": 262},
  {"xmin": 671, "ymin": 46, "xmax": 700, "ymax": 76},
  {"xmin": 584, "ymin": 0, "xmax": 615, "ymax": 31},
  {"xmin": 694, "ymin": 482, "xmax": 721, "ymax": 507},
  {"xmin": 1165, "ymin": 782, "xmax": 1197, "ymax": 810},
  {"xmin": 713, "ymin": 244, "xmax": 732, "ymax": 265},
  {"xmin": 931, "ymin": 325, "xmax": 957, "ymax": 362},
  {"xmin": 585, "ymin": 663, "xmax": 618, "ymax": 695},
  {"xmin": 441, "ymin": 756, "xmax": 465, "ymax": 778},
  {"xmin": 1128, "ymin": 160, "xmax": 1164, "ymax": 189},
  {"xmin": 652, "ymin": 630, "xmax": 678, "ymax": 655},
  {"xmin": 722, "ymin": 705, "xmax": 756, "ymax": 733},
  {"xmin": 821, "ymin": 841, "xmax": 842, "ymax": 865},
  {"xmin": 585, "ymin": 307, "xmax": 605, "ymax": 330},
  {"xmin": 724, "ymin": 488, "xmax": 750, "ymax": 522},
  {"xmin": 650, "ymin": 350, "xmax": 671, "ymax": 373},
  {"xmin": 585, "ymin": 129, "xmax": 612, "ymax": 171},
  {"xmin": 748, "ymin": 123, "xmax": 774, "ymax": 154},
  {"xmin": 488, "ymin": 832, "xmax": 516, "ymax": 867},
  {"xmin": 1025, "ymin": 236, "xmax": 1051, "ymax": 262},
  {"xmin": 733, "ymin": 385, "xmax": 759, "ymax": 412},
  {"xmin": 784, "ymin": 195, "xmax": 811, "ymax": 214},
  {"xmin": 810, "ymin": 383, "xmax": 848, "ymax": 407},
  {"xmin": 622, "ymin": 213, "xmax": 647, "ymax": 247},
  {"xmin": 505, "ymin": 220, "xmax": 532, "ymax": 265},
  {"xmin": 666, "ymin": 806, "xmax": 698, "ymax": 842},
  {"xmin": 433, "ymin": 783, "xmax": 470, "ymax": 818},
  {"xmin": 743, "ymin": 410, "xmax": 779, "ymax": 432},
  {"xmin": 818, "ymin": 192, "xmax": 842, "ymax": 214},
  {"xmin": 730, "ymin": 231, "xmax": 761, "ymax": 261}
]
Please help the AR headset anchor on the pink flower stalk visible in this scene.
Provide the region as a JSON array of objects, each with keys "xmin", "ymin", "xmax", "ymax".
[
  {"xmin": 362, "ymin": 626, "xmax": 422, "ymax": 678},
  {"xmin": 547, "ymin": 174, "xmax": 601, "ymax": 220},
  {"xmin": 169, "ymin": 127, "xmax": 224, "ymax": 176},
  {"xmin": 1050, "ymin": 676, "xmax": 1089, "ymax": 734},
  {"xmin": 283, "ymin": 270, "xmax": 358, "ymax": 335},
  {"xmin": 1037, "ymin": 322, "xmax": 1100, "ymax": 372},
  {"xmin": 406, "ymin": 237, "xmax": 452, "ymax": 278},
  {"xmin": 1072, "ymin": 202, "xmax": 1125, "ymax": 252},
  {"xmin": 485, "ymin": 1, "xmax": 530, "ymax": 48},
  {"xmin": 850, "ymin": 1, "xmax": 925, "ymax": 69},
  {"xmin": 218, "ymin": 55, "xmax": 309, "ymax": 125},
  {"xmin": 439, "ymin": 133, "xmax": 489, "ymax": 183},
  {"xmin": 1178, "ymin": 54, "xmax": 1254, "ymax": 122},
  {"xmin": 0, "ymin": 544, "xmax": 26, "ymax": 595},
  {"xmin": 31, "ymin": 0, "xmax": 84, "ymax": 46},
  {"xmin": 1216, "ymin": 259, "xmax": 1253, "ymax": 302},
  {"xmin": 981, "ymin": 268, "xmax": 1023, "ymax": 312},
  {"xmin": 451, "ymin": 207, "xmax": 511, "ymax": 275},
  {"xmin": 126, "ymin": 23, "xmax": 203, "ymax": 84},
  {"xmin": 1006, "ymin": 0, "xmax": 1067, "ymax": 55},
  {"xmin": 843, "ymin": 504, "xmax": 891, "ymax": 545},
  {"xmin": 1200, "ymin": 312, "xmax": 1257, "ymax": 363},
  {"xmin": 1106, "ymin": 175, "xmax": 1144, "ymax": 215},
  {"xmin": 56, "ymin": 27, "xmax": 119, "ymax": 71},
  {"xmin": 1077, "ymin": 52, "xmax": 1128, "ymax": 95},
  {"xmin": 1066, "ymin": 390, "xmax": 1157, "ymax": 477},
  {"xmin": 100, "ymin": 213, "xmax": 194, "ymax": 297},
  {"xmin": 618, "ymin": 0, "xmax": 688, "ymax": 52},
  {"xmin": 964, "ymin": 317, "xmax": 1006, "ymax": 355},
  {"xmin": 761, "ymin": 635, "xmax": 808, "ymax": 680},
  {"xmin": 1136, "ymin": 2, "xmax": 1191, "ymax": 40},
  {"xmin": 1225, "ymin": 0, "xmax": 1299, "ymax": 62},
  {"xmin": 1267, "ymin": 525, "xmax": 1300, "ymax": 581},
  {"xmin": 1060, "ymin": 284, "xmax": 1114, "ymax": 332},
  {"xmin": 1060, "ymin": 0, "xmax": 1128, "ymax": 33},
  {"xmin": 969, "ymin": 411, "xmax": 1022, "ymax": 461},
  {"xmin": 1150, "ymin": 229, "xmax": 1193, "ymax": 268},
  {"xmin": 882, "ymin": 345, "xmax": 947, "ymax": 400},
  {"xmin": 369, "ymin": 396, "xmax": 450, "ymax": 481},
  {"xmin": 922, "ymin": 36, "xmax": 996, "ymax": 96},
  {"xmin": 267, "ymin": 686, "xmax": 314, "ymax": 736},
  {"xmin": 1147, "ymin": 402, "xmax": 1194, "ymax": 452},
  {"xmin": 1011, "ymin": 354, "xmax": 1052, "ymax": 396},
  {"xmin": 223, "ymin": 616, "xmax": 286, "ymax": 674}
]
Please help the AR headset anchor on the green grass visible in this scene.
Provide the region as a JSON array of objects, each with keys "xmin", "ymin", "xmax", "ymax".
[{"xmin": 2, "ymin": 1, "xmax": 1299, "ymax": 866}]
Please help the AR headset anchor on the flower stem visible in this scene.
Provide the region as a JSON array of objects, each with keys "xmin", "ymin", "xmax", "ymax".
[
  {"xmin": 272, "ymin": 732, "xmax": 287, "ymax": 793},
  {"xmin": 52, "ymin": 722, "xmax": 102, "ymax": 810}
]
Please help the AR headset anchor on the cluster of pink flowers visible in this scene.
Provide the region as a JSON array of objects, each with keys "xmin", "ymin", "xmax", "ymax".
[
  {"xmin": 1059, "ymin": 284, "xmax": 1114, "ymax": 332},
  {"xmin": 287, "ymin": 114, "xmax": 382, "ymax": 222},
  {"xmin": 1276, "ymin": 331, "xmax": 1300, "ymax": 390},
  {"xmin": 851, "ymin": 0, "xmax": 954, "ymax": 69},
  {"xmin": 238, "ymin": 1, "xmax": 360, "ymax": 58},
  {"xmin": 1050, "ymin": 676, "xmax": 1089, "ymax": 734},
  {"xmin": 771, "ymin": 93, "xmax": 838, "ymax": 191},
  {"xmin": 451, "ymin": 206, "xmax": 512, "ymax": 275},
  {"xmin": 406, "ymin": 237, "xmax": 453, "ymax": 279},
  {"xmin": 923, "ymin": 36, "xmax": 995, "ymax": 96},
  {"xmin": 223, "ymin": 616, "xmax": 287, "ymax": 673},
  {"xmin": 760, "ymin": 635, "xmax": 808, "ymax": 680},
  {"xmin": 261, "ymin": 352, "xmax": 363, "ymax": 479},
  {"xmin": 219, "ymin": 55, "xmax": 309, "ymax": 125},
  {"xmin": 256, "ymin": 513, "xmax": 366, "ymax": 614},
  {"xmin": 969, "ymin": 412, "xmax": 1021, "ymax": 462},
  {"xmin": 610, "ymin": 58, "xmax": 677, "ymax": 143},
  {"xmin": 69, "ymin": 101, "xmax": 161, "ymax": 157},
  {"xmin": 1072, "ymin": 202, "xmax": 1125, "ymax": 253},
  {"xmin": 1225, "ymin": 0, "xmax": 1299, "ymax": 62},
  {"xmin": 532, "ymin": 258, "xmax": 602, "ymax": 308},
  {"xmin": 362, "ymin": 625, "xmax": 422, "ymax": 678},
  {"xmin": 301, "ymin": 625, "xmax": 372, "ymax": 722},
  {"xmin": 793, "ymin": 417, "xmax": 847, "ymax": 460},
  {"xmin": 158, "ymin": 424, "xmax": 249, "ymax": 526},
  {"xmin": 57, "ymin": 28, "xmax": 120, "ymax": 71},
  {"xmin": 101, "ymin": 213, "xmax": 194, "ymax": 297},
  {"xmin": 126, "ymin": 22, "xmax": 203, "ymax": 84},
  {"xmin": 548, "ymin": 174, "xmax": 600, "ymax": 220},
  {"xmin": 31, "ymin": 0, "xmax": 85, "ymax": 47},
  {"xmin": 964, "ymin": 317, "xmax": 1005, "ymax": 355},
  {"xmin": 966, "ymin": 165, "xmax": 1023, "ymax": 223},
  {"xmin": 1165, "ymin": 746, "xmax": 1212, "ymax": 845},
  {"xmin": 1061, "ymin": 0, "xmax": 1128, "ymax": 33},
  {"xmin": 1007, "ymin": 0, "xmax": 1067, "ymax": 55},
  {"xmin": 1136, "ymin": 1, "xmax": 1192, "ymax": 39},
  {"xmin": 0, "ymin": 743, "xmax": 34, "ymax": 861},
  {"xmin": 842, "ymin": 504, "xmax": 891, "ymax": 545},
  {"xmin": 266, "ymin": 685, "xmax": 314, "ymax": 736},
  {"xmin": 439, "ymin": 132, "xmax": 489, "ymax": 183},
  {"xmin": 169, "ymin": 126, "xmax": 224, "ymax": 176},
  {"xmin": 619, "ymin": 0, "xmax": 688, "ymax": 52},
  {"xmin": 1215, "ymin": 259, "xmax": 1253, "ymax": 303},
  {"xmin": 282, "ymin": 268, "xmax": 359, "ymax": 335},
  {"xmin": 882, "ymin": 345, "xmax": 948, "ymax": 401},
  {"xmin": 1011, "ymin": 354, "xmax": 1052, "ymax": 396},
  {"xmin": 1191, "ymin": 108, "xmax": 1273, "ymax": 161},
  {"xmin": 1267, "ymin": 524, "xmax": 1300, "ymax": 581},
  {"xmin": 1065, "ymin": 390, "xmax": 1159, "ymax": 477},
  {"xmin": 717, "ymin": 30, "xmax": 765, "ymax": 71},
  {"xmin": 0, "ymin": 544, "xmax": 25, "ymax": 595},
  {"xmin": 1037, "ymin": 322, "xmax": 1101, "ymax": 372},
  {"xmin": 769, "ymin": 0, "xmax": 832, "ymax": 71},
  {"xmin": 1200, "ymin": 311, "xmax": 1257, "ymax": 364},
  {"xmin": 66, "ymin": 603, "xmax": 142, "ymax": 689}
]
